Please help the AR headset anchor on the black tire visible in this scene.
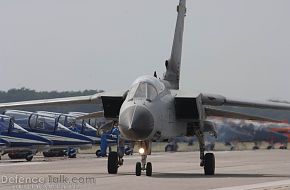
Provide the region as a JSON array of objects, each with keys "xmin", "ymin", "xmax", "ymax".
[
  {"xmin": 108, "ymin": 152, "xmax": 118, "ymax": 174},
  {"xmin": 68, "ymin": 152, "xmax": 76, "ymax": 158},
  {"xmin": 252, "ymin": 146, "xmax": 259, "ymax": 150},
  {"xmin": 267, "ymin": 145, "xmax": 273, "ymax": 150},
  {"xmin": 125, "ymin": 147, "xmax": 132, "ymax": 156},
  {"xmin": 204, "ymin": 153, "xmax": 215, "ymax": 175},
  {"xmin": 136, "ymin": 162, "xmax": 142, "ymax": 176},
  {"xmin": 26, "ymin": 154, "xmax": 33, "ymax": 162},
  {"xmin": 165, "ymin": 145, "xmax": 173, "ymax": 152},
  {"xmin": 96, "ymin": 150, "xmax": 102, "ymax": 157},
  {"xmin": 146, "ymin": 162, "xmax": 152, "ymax": 176}
]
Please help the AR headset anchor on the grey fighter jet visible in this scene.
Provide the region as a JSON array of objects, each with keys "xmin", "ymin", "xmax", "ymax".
[{"xmin": 1, "ymin": 0, "xmax": 290, "ymax": 176}]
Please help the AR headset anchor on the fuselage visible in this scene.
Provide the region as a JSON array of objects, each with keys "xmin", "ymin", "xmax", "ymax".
[{"xmin": 118, "ymin": 75, "xmax": 187, "ymax": 141}]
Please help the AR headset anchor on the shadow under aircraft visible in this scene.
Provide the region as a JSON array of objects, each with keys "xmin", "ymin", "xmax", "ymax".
[
  {"xmin": 3, "ymin": 110, "xmax": 92, "ymax": 158},
  {"xmin": 0, "ymin": 114, "xmax": 51, "ymax": 161}
]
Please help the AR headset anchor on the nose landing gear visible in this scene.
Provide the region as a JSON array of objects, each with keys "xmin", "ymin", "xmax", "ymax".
[
  {"xmin": 135, "ymin": 141, "xmax": 152, "ymax": 176},
  {"xmin": 135, "ymin": 155, "xmax": 152, "ymax": 176}
]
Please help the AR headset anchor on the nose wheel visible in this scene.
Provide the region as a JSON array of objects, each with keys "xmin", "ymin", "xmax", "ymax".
[
  {"xmin": 135, "ymin": 155, "xmax": 152, "ymax": 176},
  {"xmin": 135, "ymin": 161, "xmax": 152, "ymax": 176}
]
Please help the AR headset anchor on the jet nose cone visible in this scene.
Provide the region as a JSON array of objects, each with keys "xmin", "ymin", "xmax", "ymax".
[{"xmin": 119, "ymin": 105, "xmax": 154, "ymax": 141}]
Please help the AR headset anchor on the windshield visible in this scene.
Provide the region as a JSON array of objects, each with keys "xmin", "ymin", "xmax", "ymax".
[
  {"xmin": 83, "ymin": 123, "xmax": 97, "ymax": 133},
  {"xmin": 88, "ymin": 118, "xmax": 97, "ymax": 127},
  {"xmin": 127, "ymin": 82, "xmax": 158, "ymax": 101},
  {"xmin": 0, "ymin": 116, "xmax": 28, "ymax": 134},
  {"xmin": 30, "ymin": 115, "xmax": 56, "ymax": 132},
  {"xmin": 58, "ymin": 115, "xmax": 67, "ymax": 126},
  {"xmin": 0, "ymin": 117, "xmax": 11, "ymax": 133},
  {"xmin": 11, "ymin": 123, "xmax": 28, "ymax": 133},
  {"xmin": 56, "ymin": 124, "xmax": 71, "ymax": 132}
]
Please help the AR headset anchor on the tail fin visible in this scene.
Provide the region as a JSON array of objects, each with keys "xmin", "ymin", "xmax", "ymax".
[{"xmin": 163, "ymin": 0, "xmax": 186, "ymax": 89}]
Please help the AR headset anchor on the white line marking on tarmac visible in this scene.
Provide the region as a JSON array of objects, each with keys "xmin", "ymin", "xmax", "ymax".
[{"xmin": 210, "ymin": 179, "xmax": 290, "ymax": 190}]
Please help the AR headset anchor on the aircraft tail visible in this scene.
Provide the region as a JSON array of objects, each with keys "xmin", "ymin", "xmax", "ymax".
[{"xmin": 163, "ymin": 0, "xmax": 186, "ymax": 89}]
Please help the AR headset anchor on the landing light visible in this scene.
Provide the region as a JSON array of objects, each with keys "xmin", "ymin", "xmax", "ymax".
[{"xmin": 138, "ymin": 148, "xmax": 145, "ymax": 155}]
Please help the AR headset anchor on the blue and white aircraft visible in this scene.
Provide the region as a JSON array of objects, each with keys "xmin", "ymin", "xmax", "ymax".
[
  {"xmin": 3, "ymin": 110, "xmax": 93, "ymax": 158},
  {"xmin": 0, "ymin": 115, "xmax": 51, "ymax": 161},
  {"xmin": 36, "ymin": 111, "xmax": 102, "ymax": 145},
  {"xmin": 37, "ymin": 111, "xmax": 126, "ymax": 157}
]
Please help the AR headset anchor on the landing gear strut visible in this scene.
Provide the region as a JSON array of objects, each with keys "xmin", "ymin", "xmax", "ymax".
[
  {"xmin": 135, "ymin": 141, "xmax": 152, "ymax": 176},
  {"xmin": 193, "ymin": 126, "xmax": 215, "ymax": 175}
]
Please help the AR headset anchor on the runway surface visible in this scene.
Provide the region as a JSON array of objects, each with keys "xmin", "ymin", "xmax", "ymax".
[{"xmin": 0, "ymin": 150, "xmax": 290, "ymax": 190}]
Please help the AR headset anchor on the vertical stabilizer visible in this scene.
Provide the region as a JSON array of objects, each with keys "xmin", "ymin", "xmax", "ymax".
[{"xmin": 163, "ymin": 0, "xmax": 186, "ymax": 90}]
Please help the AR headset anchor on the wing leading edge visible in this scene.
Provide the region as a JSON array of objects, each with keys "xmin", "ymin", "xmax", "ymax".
[
  {"xmin": 201, "ymin": 93, "xmax": 290, "ymax": 111},
  {"xmin": 0, "ymin": 94, "xmax": 102, "ymax": 110}
]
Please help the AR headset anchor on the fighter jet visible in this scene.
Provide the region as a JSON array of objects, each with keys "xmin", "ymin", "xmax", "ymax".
[
  {"xmin": 1, "ymin": 0, "xmax": 290, "ymax": 176},
  {"xmin": 0, "ymin": 114, "xmax": 51, "ymax": 161},
  {"xmin": 3, "ymin": 110, "xmax": 93, "ymax": 158}
]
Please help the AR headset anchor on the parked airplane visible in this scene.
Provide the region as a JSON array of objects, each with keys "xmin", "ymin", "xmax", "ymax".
[
  {"xmin": 1, "ymin": 0, "xmax": 290, "ymax": 176},
  {"xmin": 3, "ymin": 110, "xmax": 92, "ymax": 158},
  {"xmin": 68, "ymin": 112, "xmax": 113, "ymax": 134},
  {"xmin": 0, "ymin": 114, "xmax": 51, "ymax": 161},
  {"xmin": 36, "ymin": 111, "xmax": 102, "ymax": 145},
  {"xmin": 206, "ymin": 120, "xmax": 288, "ymax": 150}
]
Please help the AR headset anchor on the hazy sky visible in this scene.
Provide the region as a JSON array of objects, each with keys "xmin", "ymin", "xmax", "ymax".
[{"xmin": 0, "ymin": 0, "xmax": 290, "ymax": 101}]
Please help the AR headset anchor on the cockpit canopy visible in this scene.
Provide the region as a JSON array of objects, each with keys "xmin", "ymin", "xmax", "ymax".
[
  {"xmin": 0, "ymin": 115, "xmax": 28, "ymax": 134},
  {"xmin": 29, "ymin": 114, "xmax": 70, "ymax": 132},
  {"xmin": 127, "ymin": 75, "xmax": 165, "ymax": 101}
]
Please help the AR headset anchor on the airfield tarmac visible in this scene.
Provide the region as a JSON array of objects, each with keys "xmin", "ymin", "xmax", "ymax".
[{"xmin": 0, "ymin": 150, "xmax": 290, "ymax": 190}]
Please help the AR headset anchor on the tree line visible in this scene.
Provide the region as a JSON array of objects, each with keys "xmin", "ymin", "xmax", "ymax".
[{"xmin": 0, "ymin": 88, "xmax": 103, "ymax": 113}]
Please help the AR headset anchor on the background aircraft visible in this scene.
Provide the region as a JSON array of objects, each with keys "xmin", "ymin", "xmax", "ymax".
[
  {"xmin": 0, "ymin": 114, "xmax": 51, "ymax": 161},
  {"xmin": 1, "ymin": 0, "xmax": 290, "ymax": 177},
  {"xmin": 3, "ymin": 110, "xmax": 92, "ymax": 158},
  {"xmin": 36, "ymin": 111, "xmax": 102, "ymax": 145},
  {"xmin": 206, "ymin": 119, "xmax": 288, "ymax": 150}
]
